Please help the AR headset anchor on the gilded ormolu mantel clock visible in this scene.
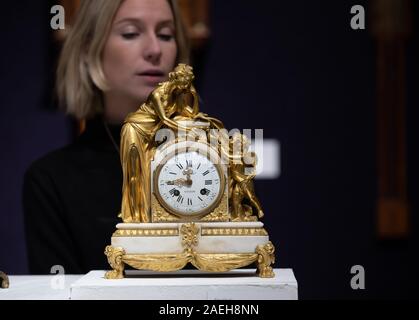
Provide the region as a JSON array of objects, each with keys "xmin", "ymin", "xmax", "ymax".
[{"xmin": 104, "ymin": 64, "xmax": 275, "ymax": 279}]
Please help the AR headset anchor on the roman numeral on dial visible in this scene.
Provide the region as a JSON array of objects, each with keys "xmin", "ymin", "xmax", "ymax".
[{"xmin": 177, "ymin": 195, "xmax": 184, "ymax": 203}]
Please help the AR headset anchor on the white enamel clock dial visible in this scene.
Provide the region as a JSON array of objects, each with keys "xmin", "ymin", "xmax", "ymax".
[{"xmin": 155, "ymin": 150, "xmax": 224, "ymax": 217}]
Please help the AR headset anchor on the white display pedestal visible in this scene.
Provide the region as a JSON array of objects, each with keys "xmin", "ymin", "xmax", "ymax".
[
  {"xmin": 0, "ymin": 275, "xmax": 82, "ymax": 300},
  {"xmin": 70, "ymin": 269, "xmax": 298, "ymax": 300}
]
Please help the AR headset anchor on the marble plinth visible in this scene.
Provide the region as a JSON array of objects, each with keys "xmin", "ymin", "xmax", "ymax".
[
  {"xmin": 70, "ymin": 269, "xmax": 298, "ymax": 300},
  {"xmin": 111, "ymin": 222, "xmax": 269, "ymax": 254}
]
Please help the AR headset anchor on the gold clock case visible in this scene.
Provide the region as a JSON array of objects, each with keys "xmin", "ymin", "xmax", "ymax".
[
  {"xmin": 105, "ymin": 64, "xmax": 276, "ymax": 279},
  {"xmin": 151, "ymin": 138, "xmax": 229, "ymax": 222}
]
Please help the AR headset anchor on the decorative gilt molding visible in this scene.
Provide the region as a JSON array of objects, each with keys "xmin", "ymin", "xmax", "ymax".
[
  {"xmin": 200, "ymin": 194, "xmax": 229, "ymax": 222},
  {"xmin": 151, "ymin": 193, "xmax": 179, "ymax": 222},
  {"xmin": 104, "ymin": 246, "xmax": 125, "ymax": 279},
  {"xmin": 191, "ymin": 253, "xmax": 258, "ymax": 272},
  {"xmin": 111, "ymin": 226, "xmax": 267, "ymax": 237},
  {"xmin": 0, "ymin": 271, "xmax": 9, "ymax": 289},
  {"xmin": 180, "ymin": 223, "xmax": 199, "ymax": 252},
  {"xmin": 201, "ymin": 228, "xmax": 268, "ymax": 236},
  {"xmin": 122, "ymin": 252, "xmax": 258, "ymax": 274},
  {"xmin": 124, "ymin": 253, "xmax": 191, "ymax": 272},
  {"xmin": 104, "ymin": 241, "xmax": 275, "ymax": 278},
  {"xmin": 231, "ymin": 215, "xmax": 258, "ymax": 222},
  {"xmin": 113, "ymin": 229, "xmax": 179, "ymax": 237},
  {"xmin": 256, "ymin": 242, "xmax": 276, "ymax": 278}
]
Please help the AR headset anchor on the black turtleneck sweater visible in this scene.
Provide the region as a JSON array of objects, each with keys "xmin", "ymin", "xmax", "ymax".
[{"xmin": 23, "ymin": 117, "xmax": 123, "ymax": 274}]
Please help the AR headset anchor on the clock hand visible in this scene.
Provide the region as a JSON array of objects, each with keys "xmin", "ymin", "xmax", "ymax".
[
  {"xmin": 165, "ymin": 168, "xmax": 194, "ymax": 187},
  {"xmin": 185, "ymin": 178, "xmax": 192, "ymax": 187},
  {"xmin": 182, "ymin": 168, "xmax": 193, "ymax": 187},
  {"xmin": 166, "ymin": 178, "xmax": 189, "ymax": 187}
]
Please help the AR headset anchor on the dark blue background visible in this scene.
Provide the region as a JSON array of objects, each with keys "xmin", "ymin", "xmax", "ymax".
[{"xmin": 1, "ymin": 0, "xmax": 418, "ymax": 299}]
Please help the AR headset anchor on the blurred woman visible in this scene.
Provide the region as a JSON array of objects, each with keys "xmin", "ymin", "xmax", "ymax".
[{"xmin": 23, "ymin": 0, "xmax": 189, "ymax": 274}]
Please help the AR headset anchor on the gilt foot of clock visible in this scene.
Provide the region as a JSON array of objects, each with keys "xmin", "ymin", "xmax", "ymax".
[
  {"xmin": 104, "ymin": 246, "xmax": 125, "ymax": 279},
  {"xmin": 104, "ymin": 222, "xmax": 276, "ymax": 279}
]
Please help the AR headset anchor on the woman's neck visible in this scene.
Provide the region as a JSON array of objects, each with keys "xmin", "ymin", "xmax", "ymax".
[{"xmin": 103, "ymin": 92, "xmax": 143, "ymax": 125}]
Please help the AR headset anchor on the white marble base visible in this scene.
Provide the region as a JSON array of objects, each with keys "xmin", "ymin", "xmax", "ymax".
[
  {"xmin": 70, "ymin": 269, "xmax": 297, "ymax": 300},
  {"xmin": 111, "ymin": 222, "xmax": 270, "ymax": 255}
]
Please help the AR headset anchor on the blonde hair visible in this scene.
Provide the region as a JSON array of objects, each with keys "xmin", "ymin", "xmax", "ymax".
[{"xmin": 56, "ymin": 0, "xmax": 190, "ymax": 120}]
